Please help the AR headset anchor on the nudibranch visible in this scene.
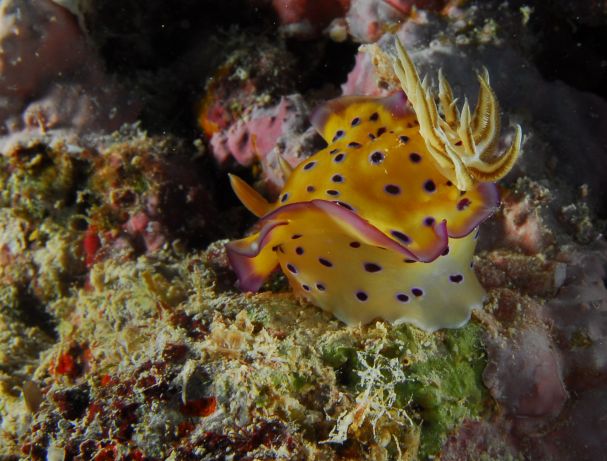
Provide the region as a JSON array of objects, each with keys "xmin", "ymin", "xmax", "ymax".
[{"xmin": 226, "ymin": 37, "xmax": 522, "ymax": 331}]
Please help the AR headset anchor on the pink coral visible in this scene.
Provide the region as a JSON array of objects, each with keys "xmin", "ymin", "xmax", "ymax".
[
  {"xmin": 0, "ymin": 0, "xmax": 85, "ymax": 101},
  {"xmin": 345, "ymin": 0, "xmax": 448, "ymax": 42},
  {"xmin": 545, "ymin": 244, "xmax": 607, "ymax": 388},
  {"xmin": 210, "ymin": 95, "xmax": 317, "ymax": 192},
  {"xmin": 273, "ymin": 0, "xmax": 350, "ymax": 24},
  {"xmin": 269, "ymin": 0, "xmax": 446, "ymax": 39},
  {"xmin": 441, "ymin": 420, "xmax": 519, "ymax": 461},
  {"xmin": 499, "ymin": 192, "xmax": 549, "ymax": 254},
  {"xmin": 211, "ymin": 96, "xmax": 306, "ymax": 166},
  {"xmin": 526, "ymin": 389, "xmax": 607, "ymax": 460},
  {"xmin": 341, "ymin": 51, "xmax": 391, "ymax": 97},
  {"xmin": 0, "ymin": 0, "xmax": 138, "ymax": 149},
  {"xmin": 271, "ymin": 0, "xmax": 350, "ymax": 36},
  {"xmin": 124, "ymin": 211, "xmax": 166, "ymax": 254},
  {"xmin": 483, "ymin": 324, "xmax": 568, "ymax": 421}
]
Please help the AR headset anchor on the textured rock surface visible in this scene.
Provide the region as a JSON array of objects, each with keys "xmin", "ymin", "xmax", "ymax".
[{"xmin": 0, "ymin": 0, "xmax": 139, "ymax": 152}]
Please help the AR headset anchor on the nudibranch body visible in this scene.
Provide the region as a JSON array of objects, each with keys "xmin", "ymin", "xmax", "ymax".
[{"xmin": 226, "ymin": 38, "xmax": 521, "ymax": 332}]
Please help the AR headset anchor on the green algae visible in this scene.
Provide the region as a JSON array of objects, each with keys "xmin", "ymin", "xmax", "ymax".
[
  {"xmin": 320, "ymin": 321, "xmax": 488, "ymax": 459},
  {"xmin": 0, "ymin": 141, "xmax": 86, "ymax": 321},
  {"xmin": 247, "ymin": 291, "xmax": 488, "ymax": 458},
  {"xmin": 400, "ymin": 323, "xmax": 487, "ymax": 458},
  {"xmin": 570, "ymin": 329, "xmax": 593, "ymax": 349},
  {"xmin": 0, "ymin": 143, "xmax": 78, "ymax": 222},
  {"xmin": 321, "ymin": 341, "xmax": 357, "ymax": 370}
]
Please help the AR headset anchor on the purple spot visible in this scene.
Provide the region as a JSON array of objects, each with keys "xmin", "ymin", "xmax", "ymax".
[
  {"xmin": 334, "ymin": 201, "xmax": 353, "ymax": 211},
  {"xmin": 302, "ymin": 284, "xmax": 310, "ymax": 291},
  {"xmin": 424, "ymin": 216, "xmax": 435, "ymax": 226},
  {"xmin": 350, "ymin": 241, "xmax": 361, "ymax": 248},
  {"xmin": 446, "ymin": 180, "xmax": 453, "ymax": 186},
  {"xmin": 449, "ymin": 274, "xmax": 464, "ymax": 284},
  {"xmin": 369, "ymin": 112, "xmax": 379, "ymax": 121},
  {"xmin": 319, "ymin": 258, "xmax": 333, "ymax": 267},
  {"xmin": 457, "ymin": 198, "xmax": 471, "ymax": 210},
  {"xmin": 404, "ymin": 259, "xmax": 416, "ymax": 263},
  {"xmin": 351, "ymin": 117, "xmax": 361, "ymax": 127},
  {"xmin": 370, "ymin": 151, "xmax": 385, "ymax": 165},
  {"xmin": 334, "ymin": 153, "xmax": 346, "ymax": 163},
  {"xmin": 331, "ymin": 174, "xmax": 344, "ymax": 183},
  {"xmin": 356, "ymin": 291, "xmax": 368, "ymax": 301},
  {"xmin": 286, "ymin": 263, "xmax": 297, "ymax": 274},
  {"xmin": 316, "ymin": 283, "xmax": 326, "ymax": 291},
  {"xmin": 384, "ymin": 184, "xmax": 401, "ymax": 195},
  {"xmin": 396, "ymin": 293, "xmax": 410, "ymax": 303},
  {"xmin": 376, "ymin": 127, "xmax": 386, "ymax": 137},
  {"xmin": 280, "ymin": 193, "xmax": 289, "ymax": 203},
  {"xmin": 347, "ymin": 142, "xmax": 362, "ymax": 149},
  {"xmin": 399, "ymin": 135, "xmax": 410, "ymax": 144},
  {"xmin": 409, "ymin": 152, "xmax": 421, "ymax": 163},
  {"xmin": 326, "ymin": 189, "xmax": 339, "ymax": 196},
  {"xmin": 424, "ymin": 180, "xmax": 436, "ymax": 193},
  {"xmin": 368, "ymin": 133, "xmax": 376, "ymax": 140},
  {"xmin": 391, "ymin": 230, "xmax": 411, "ymax": 244},
  {"xmin": 364, "ymin": 263, "xmax": 382, "ymax": 273},
  {"xmin": 441, "ymin": 246, "xmax": 450, "ymax": 256},
  {"xmin": 306, "ymin": 185, "xmax": 315, "ymax": 193},
  {"xmin": 303, "ymin": 161, "xmax": 316, "ymax": 171},
  {"xmin": 412, "ymin": 288, "xmax": 424, "ymax": 297},
  {"xmin": 295, "ymin": 247, "xmax": 304, "ymax": 255},
  {"xmin": 332, "ymin": 130, "xmax": 345, "ymax": 142},
  {"xmin": 292, "ymin": 234, "xmax": 302, "ymax": 240},
  {"xmin": 329, "ymin": 148, "xmax": 339, "ymax": 154}
]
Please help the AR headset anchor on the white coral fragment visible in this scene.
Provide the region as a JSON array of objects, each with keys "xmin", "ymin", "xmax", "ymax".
[
  {"xmin": 392, "ymin": 37, "xmax": 522, "ymax": 191},
  {"xmin": 324, "ymin": 337, "xmax": 413, "ymax": 446}
]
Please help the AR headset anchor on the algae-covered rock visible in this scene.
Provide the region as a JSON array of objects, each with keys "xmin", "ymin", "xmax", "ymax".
[{"xmin": 3, "ymin": 235, "xmax": 491, "ymax": 460}]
